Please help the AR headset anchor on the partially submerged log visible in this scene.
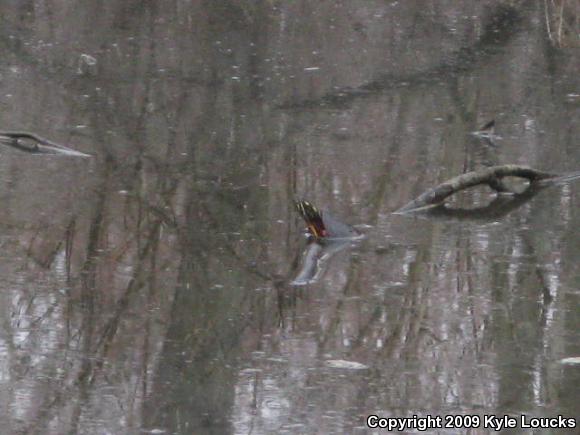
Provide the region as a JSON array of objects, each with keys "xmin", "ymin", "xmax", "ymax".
[
  {"xmin": 0, "ymin": 131, "xmax": 91, "ymax": 157},
  {"xmin": 395, "ymin": 165, "xmax": 557, "ymax": 213}
]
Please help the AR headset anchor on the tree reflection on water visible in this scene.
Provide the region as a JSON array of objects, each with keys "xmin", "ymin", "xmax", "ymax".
[{"xmin": 0, "ymin": 1, "xmax": 578, "ymax": 434}]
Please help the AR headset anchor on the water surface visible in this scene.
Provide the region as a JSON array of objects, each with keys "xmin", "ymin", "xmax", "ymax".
[{"xmin": 0, "ymin": 1, "xmax": 579, "ymax": 434}]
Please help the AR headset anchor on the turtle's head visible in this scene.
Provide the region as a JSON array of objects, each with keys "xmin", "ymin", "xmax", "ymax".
[{"xmin": 294, "ymin": 199, "xmax": 327, "ymax": 238}]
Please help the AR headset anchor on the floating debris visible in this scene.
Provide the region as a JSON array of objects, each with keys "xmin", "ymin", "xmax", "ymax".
[
  {"xmin": 470, "ymin": 119, "xmax": 499, "ymax": 140},
  {"xmin": 559, "ymin": 356, "xmax": 580, "ymax": 365},
  {"xmin": 80, "ymin": 53, "xmax": 97, "ymax": 66},
  {"xmin": 325, "ymin": 359, "xmax": 369, "ymax": 370}
]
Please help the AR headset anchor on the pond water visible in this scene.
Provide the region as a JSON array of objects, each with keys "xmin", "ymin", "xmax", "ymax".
[{"xmin": 0, "ymin": 1, "xmax": 578, "ymax": 434}]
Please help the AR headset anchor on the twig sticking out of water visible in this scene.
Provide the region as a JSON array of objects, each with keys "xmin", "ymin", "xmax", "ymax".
[{"xmin": 0, "ymin": 131, "xmax": 91, "ymax": 157}]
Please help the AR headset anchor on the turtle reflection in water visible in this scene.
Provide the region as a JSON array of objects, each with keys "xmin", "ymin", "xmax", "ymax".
[{"xmin": 292, "ymin": 200, "xmax": 361, "ymax": 285}]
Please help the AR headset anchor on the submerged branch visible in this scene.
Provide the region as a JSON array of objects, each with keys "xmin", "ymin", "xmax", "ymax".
[{"xmin": 395, "ymin": 165, "xmax": 558, "ymax": 213}]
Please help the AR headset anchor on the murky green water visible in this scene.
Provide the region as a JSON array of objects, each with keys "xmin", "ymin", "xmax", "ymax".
[{"xmin": 0, "ymin": 1, "xmax": 579, "ymax": 434}]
